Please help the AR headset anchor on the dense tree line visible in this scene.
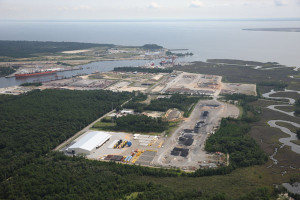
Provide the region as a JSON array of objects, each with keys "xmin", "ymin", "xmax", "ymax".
[
  {"xmin": 118, "ymin": 92, "xmax": 147, "ymax": 112},
  {"xmin": 205, "ymin": 118, "xmax": 268, "ymax": 168},
  {"xmin": 0, "ymin": 67, "xmax": 16, "ymax": 77},
  {"xmin": 0, "ymin": 40, "xmax": 115, "ymax": 58},
  {"xmin": 295, "ymin": 100, "xmax": 300, "ymax": 117},
  {"xmin": 222, "ymin": 94, "xmax": 260, "ymax": 122},
  {"xmin": 0, "ymin": 89, "xmax": 133, "ymax": 182},
  {"xmin": 132, "ymin": 92, "xmax": 147, "ymax": 102},
  {"xmin": 141, "ymin": 44, "xmax": 163, "ymax": 50},
  {"xmin": 0, "ymin": 89, "xmax": 274, "ymax": 199},
  {"xmin": 207, "ymin": 59, "xmax": 280, "ymax": 67},
  {"xmin": 146, "ymin": 94, "xmax": 201, "ymax": 114},
  {"xmin": 1, "ymin": 152, "xmax": 275, "ymax": 200},
  {"xmin": 123, "ymin": 94, "xmax": 207, "ymax": 117},
  {"xmin": 0, "ymin": 154, "xmax": 182, "ymax": 200},
  {"xmin": 115, "ymin": 115, "xmax": 169, "ymax": 133},
  {"xmin": 122, "ymin": 101, "xmax": 146, "ymax": 113},
  {"xmin": 114, "ymin": 66, "xmax": 173, "ymax": 73},
  {"xmin": 166, "ymin": 51, "xmax": 193, "ymax": 57},
  {"xmin": 20, "ymin": 82, "xmax": 42, "ymax": 86}
]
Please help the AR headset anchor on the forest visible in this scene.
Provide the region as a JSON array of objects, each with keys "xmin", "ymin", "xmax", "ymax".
[
  {"xmin": 0, "ymin": 89, "xmax": 278, "ymax": 199},
  {"xmin": 141, "ymin": 44, "xmax": 163, "ymax": 50},
  {"xmin": 94, "ymin": 114, "xmax": 169, "ymax": 133},
  {"xmin": 114, "ymin": 66, "xmax": 173, "ymax": 73},
  {"xmin": 115, "ymin": 115, "xmax": 169, "ymax": 133},
  {"xmin": 0, "ymin": 40, "xmax": 115, "ymax": 58},
  {"xmin": 0, "ymin": 89, "xmax": 133, "ymax": 182},
  {"xmin": 20, "ymin": 82, "xmax": 42, "ymax": 86},
  {"xmin": 205, "ymin": 118, "xmax": 268, "ymax": 168},
  {"xmin": 123, "ymin": 94, "xmax": 208, "ymax": 117},
  {"xmin": 166, "ymin": 51, "xmax": 193, "ymax": 57},
  {"xmin": 0, "ymin": 67, "xmax": 16, "ymax": 77}
]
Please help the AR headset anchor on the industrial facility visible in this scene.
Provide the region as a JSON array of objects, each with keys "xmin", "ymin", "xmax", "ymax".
[{"xmin": 67, "ymin": 131, "xmax": 111, "ymax": 155}]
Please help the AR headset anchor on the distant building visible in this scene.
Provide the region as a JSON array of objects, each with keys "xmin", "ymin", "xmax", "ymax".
[
  {"xmin": 120, "ymin": 109, "xmax": 134, "ymax": 115},
  {"xmin": 67, "ymin": 131, "xmax": 111, "ymax": 155}
]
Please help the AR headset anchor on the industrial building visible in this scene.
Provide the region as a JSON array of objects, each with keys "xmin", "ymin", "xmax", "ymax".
[{"xmin": 67, "ymin": 131, "xmax": 111, "ymax": 155}]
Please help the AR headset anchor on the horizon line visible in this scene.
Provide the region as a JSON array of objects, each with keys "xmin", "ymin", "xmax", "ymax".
[{"xmin": 1, "ymin": 18, "xmax": 300, "ymax": 22}]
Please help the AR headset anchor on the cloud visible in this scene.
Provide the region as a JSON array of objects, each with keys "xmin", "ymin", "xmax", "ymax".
[
  {"xmin": 189, "ymin": 0, "xmax": 204, "ymax": 8},
  {"xmin": 148, "ymin": 2, "xmax": 161, "ymax": 9},
  {"xmin": 273, "ymin": 0, "xmax": 288, "ymax": 6}
]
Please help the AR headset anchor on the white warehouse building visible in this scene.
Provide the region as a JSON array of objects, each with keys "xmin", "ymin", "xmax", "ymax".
[{"xmin": 67, "ymin": 131, "xmax": 111, "ymax": 155}]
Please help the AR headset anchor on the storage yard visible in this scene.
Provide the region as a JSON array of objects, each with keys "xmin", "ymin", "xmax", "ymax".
[
  {"xmin": 62, "ymin": 130, "xmax": 164, "ymax": 166},
  {"xmin": 40, "ymin": 71, "xmax": 224, "ymax": 95},
  {"xmin": 49, "ymin": 69, "xmax": 254, "ymax": 171},
  {"xmin": 152, "ymin": 99, "xmax": 239, "ymax": 170},
  {"xmin": 1, "ymin": 69, "xmax": 257, "ymax": 97},
  {"xmin": 60, "ymin": 97, "xmax": 239, "ymax": 171}
]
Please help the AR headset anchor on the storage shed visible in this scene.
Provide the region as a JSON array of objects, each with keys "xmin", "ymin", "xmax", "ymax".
[{"xmin": 67, "ymin": 131, "xmax": 111, "ymax": 155}]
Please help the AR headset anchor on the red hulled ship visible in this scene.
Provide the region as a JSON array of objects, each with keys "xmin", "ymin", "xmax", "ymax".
[{"xmin": 15, "ymin": 70, "xmax": 57, "ymax": 77}]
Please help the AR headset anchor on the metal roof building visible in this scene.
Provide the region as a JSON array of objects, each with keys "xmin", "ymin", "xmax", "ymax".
[{"xmin": 67, "ymin": 131, "xmax": 111, "ymax": 155}]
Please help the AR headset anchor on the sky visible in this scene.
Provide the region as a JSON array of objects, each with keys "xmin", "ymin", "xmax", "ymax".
[{"xmin": 0, "ymin": 0, "xmax": 300, "ymax": 20}]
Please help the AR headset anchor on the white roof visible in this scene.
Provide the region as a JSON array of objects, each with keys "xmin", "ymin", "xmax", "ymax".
[{"xmin": 68, "ymin": 131, "xmax": 111, "ymax": 152}]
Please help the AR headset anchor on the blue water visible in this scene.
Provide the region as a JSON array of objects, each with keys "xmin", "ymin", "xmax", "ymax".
[{"xmin": 0, "ymin": 20, "xmax": 300, "ymax": 88}]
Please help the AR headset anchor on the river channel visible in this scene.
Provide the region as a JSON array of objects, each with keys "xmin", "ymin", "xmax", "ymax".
[
  {"xmin": 0, "ymin": 59, "xmax": 168, "ymax": 88},
  {"xmin": 263, "ymin": 89, "xmax": 300, "ymax": 155}
]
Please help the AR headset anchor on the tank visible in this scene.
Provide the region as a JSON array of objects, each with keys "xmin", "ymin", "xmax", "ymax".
[{"xmin": 127, "ymin": 141, "xmax": 132, "ymax": 147}]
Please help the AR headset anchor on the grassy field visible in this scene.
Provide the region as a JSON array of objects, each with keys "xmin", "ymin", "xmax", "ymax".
[
  {"xmin": 249, "ymin": 99, "xmax": 300, "ymax": 165},
  {"xmin": 291, "ymin": 140, "xmax": 300, "ymax": 145},
  {"xmin": 129, "ymin": 163, "xmax": 299, "ymax": 199},
  {"xmin": 274, "ymin": 105, "xmax": 296, "ymax": 112},
  {"xmin": 269, "ymin": 92, "xmax": 300, "ymax": 100},
  {"xmin": 175, "ymin": 61, "xmax": 299, "ymax": 85},
  {"xmin": 276, "ymin": 121, "xmax": 299, "ymax": 133},
  {"xmin": 92, "ymin": 121, "xmax": 116, "ymax": 130},
  {"xmin": 92, "ymin": 120, "xmax": 163, "ymax": 136}
]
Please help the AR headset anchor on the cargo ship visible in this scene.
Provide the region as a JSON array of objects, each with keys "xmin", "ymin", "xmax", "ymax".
[{"xmin": 15, "ymin": 70, "xmax": 57, "ymax": 77}]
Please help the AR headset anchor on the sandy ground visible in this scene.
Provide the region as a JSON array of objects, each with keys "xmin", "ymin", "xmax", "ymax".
[
  {"xmin": 152, "ymin": 98, "xmax": 239, "ymax": 170},
  {"xmin": 165, "ymin": 109, "xmax": 182, "ymax": 121},
  {"xmin": 0, "ymin": 86, "xmax": 34, "ymax": 95},
  {"xmin": 62, "ymin": 49, "xmax": 92, "ymax": 54},
  {"xmin": 160, "ymin": 72, "xmax": 222, "ymax": 95},
  {"xmin": 115, "ymin": 86, "xmax": 147, "ymax": 92},
  {"xmin": 151, "ymin": 85, "xmax": 164, "ymax": 93},
  {"xmin": 151, "ymin": 74, "xmax": 164, "ymax": 81},
  {"xmin": 222, "ymin": 83, "xmax": 257, "ymax": 96},
  {"xmin": 143, "ymin": 111, "xmax": 165, "ymax": 118}
]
